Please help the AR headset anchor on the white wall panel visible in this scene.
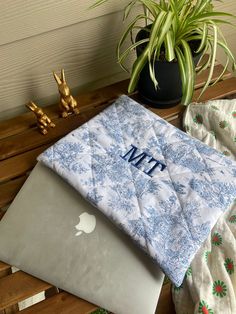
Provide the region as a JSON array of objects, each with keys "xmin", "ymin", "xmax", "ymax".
[
  {"xmin": 0, "ymin": 9, "xmax": 133, "ymax": 118},
  {"xmin": 0, "ymin": 0, "xmax": 235, "ymax": 118},
  {"xmin": 0, "ymin": 0, "xmax": 128, "ymax": 46}
]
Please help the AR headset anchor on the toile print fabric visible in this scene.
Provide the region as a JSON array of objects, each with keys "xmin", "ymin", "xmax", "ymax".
[
  {"xmin": 38, "ymin": 95, "xmax": 236, "ymax": 287},
  {"xmin": 173, "ymin": 99, "xmax": 236, "ymax": 313}
]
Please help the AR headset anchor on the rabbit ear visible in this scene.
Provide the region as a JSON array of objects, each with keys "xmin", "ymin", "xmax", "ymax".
[
  {"xmin": 26, "ymin": 101, "xmax": 37, "ymax": 112},
  {"xmin": 61, "ymin": 69, "xmax": 66, "ymax": 82},
  {"xmin": 53, "ymin": 71, "xmax": 62, "ymax": 85}
]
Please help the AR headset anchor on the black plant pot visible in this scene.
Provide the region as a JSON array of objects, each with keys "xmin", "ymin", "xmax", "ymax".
[{"xmin": 136, "ymin": 27, "xmax": 201, "ymax": 108}]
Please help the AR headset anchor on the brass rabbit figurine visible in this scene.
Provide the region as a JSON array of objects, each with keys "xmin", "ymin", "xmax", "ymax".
[
  {"xmin": 53, "ymin": 69, "xmax": 80, "ymax": 118},
  {"xmin": 26, "ymin": 101, "xmax": 55, "ymax": 135}
]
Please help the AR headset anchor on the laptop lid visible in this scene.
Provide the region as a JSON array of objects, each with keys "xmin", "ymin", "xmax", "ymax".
[{"xmin": 0, "ymin": 163, "xmax": 164, "ymax": 314}]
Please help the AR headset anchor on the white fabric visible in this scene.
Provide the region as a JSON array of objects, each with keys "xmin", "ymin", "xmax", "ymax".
[
  {"xmin": 173, "ymin": 99, "xmax": 236, "ymax": 314},
  {"xmin": 38, "ymin": 95, "xmax": 236, "ymax": 287}
]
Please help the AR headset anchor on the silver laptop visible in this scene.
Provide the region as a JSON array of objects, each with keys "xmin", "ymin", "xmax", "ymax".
[{"xmin": 0, "ymin": 163, "xmax": 164, "ymax": 314}]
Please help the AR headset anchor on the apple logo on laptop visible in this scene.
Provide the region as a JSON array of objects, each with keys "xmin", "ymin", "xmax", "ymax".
[{"xmin": 75, "ymin": 212, "xmax": 96, "ymax": 236}]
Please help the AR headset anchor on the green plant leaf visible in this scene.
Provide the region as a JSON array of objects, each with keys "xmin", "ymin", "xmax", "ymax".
[
  {"xmin": 118, "ymin": 38, "xmax": 149, "ymax": 71},
  {"xmin": 179, "ymin": 39, "xmax": 195, "ymax": 106},
  {"xmin": 139, "ymin": 0, "xmax": 160, "ymax": 17},
  {"xmin": 92, "ymin": 0, "xmax": 236, "ymax": 105},
  {"xmin": 148, "ymin": 11, "xmax": 173, "ymax": 88},
  {"xmin": 89, "ymin": 0, "xmax": 109, "ymax": 9},
  {"xmin": 211, "ymin": 56, "xmax": 229, "ymax": 86},
  {"xmin": 117, "ymin": 14, "xmax": 150, "ymax": 60},
  {"xmin": 148, "ymin": 10, "xmax": 166, "ymax": 60},
  {"xmin": 165, "ymin": 30, "xmax": 175, "ymax": 61},
  {"xmin": 196, "ymin": 46, "xmax": 211, "ymax": 75},
  {"xmin": 196, "ymin": 23, "xmax": 208, "ymax": 53},
  {"xmin": 128, "ymin": 46, "xmax": 149, "ymax": 93},
  {"xmin": 123, "ymin": 1, "xmax": 138, "ymax": 20},
  {"xmin": 198, "ymin": 24, "xmax": 218, "ymax": 99},
  {"xmin": 189, "ymin": 11, "xmax": 235, "ymax": 23},
  {"xmin": 175, "ymin": 46, "xmax": 186, "ymax": 97}
]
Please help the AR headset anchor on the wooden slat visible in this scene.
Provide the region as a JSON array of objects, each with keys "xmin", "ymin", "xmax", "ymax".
[
  {"xmin": 2, "ymin": 304, "xmax": 19, "ymax": 314},
  {"xmin": 0, "ymin": 176, "xmax": 27, "ymax": 209},
  {"xmin": 0, "ymin": 64, "xmax": 230, "ymax": 142},
  {"xmin": 149, "ymin": 76, "xmax": 236, "ymax": 121},
  {"xmin": 2, "ymin": 76, "xmax": 235, "ymax": 164},
  {"xmin": 0, "ymin": 80, "xmax": 128, "ymax": 141},
  {"xmin": 0, "ymin": 115, "xmax": 86, "ymax": 161},
  {"xmin": 193, "ymin": 77, "xmax": 236, "ymax": 102},
  {"xmin": 0, "ymin": 145, "xmax": 50, "ymax": 184},
  {"xmin": 0, "ymin": 105, "xmax": 110, "ymax": 161},
  {"xmin": 0, "ymin": 262, "xmax": 11, "ymax": 279},
  {"xmin": 155, "ymin": 283, "xmax": 175, "ymax": 314},
  {"xmin": 195, "ymin": 64, "xmax": 232, "ymax": 89},
  {"xmin": 19, "ymin": 292, "xmax": 98, "ymax": 314},
  {"xmin": 0, "ymin": 271, "xmax": 52, "ymax": 311}
]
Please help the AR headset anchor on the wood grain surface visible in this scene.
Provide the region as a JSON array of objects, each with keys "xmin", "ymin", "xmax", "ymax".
[
  {"xmin": 0, "ymin": 271, "xmax": 52, "ymax": 311},
  {"xmin": 20, "ymin": 292, "xmax": 98, "ymax": 314}
]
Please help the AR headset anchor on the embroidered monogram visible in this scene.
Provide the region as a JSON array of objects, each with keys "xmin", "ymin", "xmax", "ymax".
[{"xmin": 120, "ymin": 145, "xmax": 166, "ymax": 177}]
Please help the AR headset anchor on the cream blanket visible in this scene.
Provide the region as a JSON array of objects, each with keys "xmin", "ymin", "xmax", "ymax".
[{"xmin": 173, "ymin": 99, "xmax": 236, "ymax": 314}]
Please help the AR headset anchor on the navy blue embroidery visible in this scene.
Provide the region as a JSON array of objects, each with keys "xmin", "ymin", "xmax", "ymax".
[{"xmin": 121, "ymin": 145, "xmax": 166, "ymax": 177}]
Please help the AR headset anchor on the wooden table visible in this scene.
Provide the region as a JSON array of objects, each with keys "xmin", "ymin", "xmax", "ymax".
[{"xmin": 0, "ymin": 61, "xmax": 236, "ymax": 314}]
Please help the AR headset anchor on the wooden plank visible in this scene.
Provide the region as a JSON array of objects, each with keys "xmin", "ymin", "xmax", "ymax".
[
  {"xmin": 0, "ymin": 80, "xmax": 129, "ymax": 141},
  {"xmin": 0, "ymin": 113, "xmax": 87, "ymax": 161},
  {"xmin": 0, "ymin": 262, "xmax": 11, "ymax": 279},
  {"xmin": 148, "ymin": 77, "xmax": 236, "ymax": 121},
  {"xmin": 3, "ymin": 304, "xmax": 19, "ymax": 314},
  {"xmin": 19, "ymin": 291, "xmax": 98, "ymax": 314},
  {"xmin": 193, "ymin": 77, "xmax": 236, "ymax": 102},
  {"xmin": 0, "ymin": 176, "xmax": 27, "ymax": 209},
  {"xmin": 0, "ymin": 271, "xmax": 52, "ymax": 311},
  {"xmin": 0, "ymin": 63, "xmax": 231, "ymax": 142},
  {"xmin": 0, "ymin": 104, "xmax": 116, "ymax": 161},
  {"xmin": 0, "ymin": 63, "xmax": 230, "ymax": 141},
  {"xmin": 195, "ymin": 64, "xmax": 232, "ymax": 89},
  {"xmin": 155, "ymin": 283, "xmax": 175, "ymax": 314},
  {"xmin": 2, "ymin": 75, "xmax": 235, "ymax": 163},
  {"xmin": 0, "ymin": 145, "xmax": 50, "ymax": 184}
]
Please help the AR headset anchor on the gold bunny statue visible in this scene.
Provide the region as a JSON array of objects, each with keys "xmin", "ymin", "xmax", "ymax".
[
  {"xmin": 53, "ymin": 69, "xmax": 80, "ymax": 118},
  {"xmin": 26, "ymin": 101, "xmax": 55, "ymax": 135}
]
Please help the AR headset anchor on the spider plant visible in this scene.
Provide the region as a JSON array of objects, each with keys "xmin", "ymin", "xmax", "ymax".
[{"xmin": 91, "ymin": 0, "xmax": 236, "ymax": 106}]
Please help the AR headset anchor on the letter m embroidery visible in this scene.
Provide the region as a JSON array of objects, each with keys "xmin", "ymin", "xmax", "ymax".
[
  {"xmin": 121, "ymin": 145, "xmax": 166, "ymax": 177},
  {"xmin": 121, "ymin": 145, "xmax": 149, "ymax": 168}
]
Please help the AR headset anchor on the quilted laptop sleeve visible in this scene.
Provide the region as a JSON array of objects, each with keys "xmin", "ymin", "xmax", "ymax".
[{"xmin": 38, "ymin": 95, "xmax": 236, "ymax": 286}]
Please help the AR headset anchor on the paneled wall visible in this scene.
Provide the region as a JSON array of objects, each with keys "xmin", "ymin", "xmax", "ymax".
[
  {"xmin": 0, "ymin": 0, "xmax": 131, "ymax": 119},
  {"xmin": 0, "ymin": 1, "xmax": 236, "ymax": 119}
]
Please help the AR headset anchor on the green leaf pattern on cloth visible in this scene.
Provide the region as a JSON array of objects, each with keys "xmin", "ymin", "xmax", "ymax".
[
  {"xmin": 193, "ymin": 113, "xmax": 203, "ymax": 124},
  {"xmin": 204, "ymin": 251, "xmax": 211, "ymax": 263},
  {"xmin": 173, "ymin": 99, "xmax": 236, "ymax": 314},
  {"xmin": 183, "ymin": 99, "xmax": 236, "ymax": 160},
  {"xmin": 212, "ymin": 280, "xmax": 227, "ymax": 298},
  {"xmin": 224, "ymin": 258, "xmax": 234, "ymax": 275},
  {"xmin": 198, "ymin": 300, "xmax": 214, "ymax": 314},
  {"xmin": 212, "ymin": 232, "xmax": 222, "ymax": 246},
  {"xmin": 219, "ymin": 120, "xmax": 228, "ymax": 129},
  {"xmin": 229, "ymin": 215, "xmax": 236, "ymax": 224}
]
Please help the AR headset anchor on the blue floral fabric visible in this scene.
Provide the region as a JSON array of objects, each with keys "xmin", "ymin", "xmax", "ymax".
[{"xmin": 38, "ymin": 95, "xmax": 236, "ymax": 287}]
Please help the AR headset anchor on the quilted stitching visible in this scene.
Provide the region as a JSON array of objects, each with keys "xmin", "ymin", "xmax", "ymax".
[{"xmin": 38, "ymin": 95, "xmax": 236, "ymax": 286}]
